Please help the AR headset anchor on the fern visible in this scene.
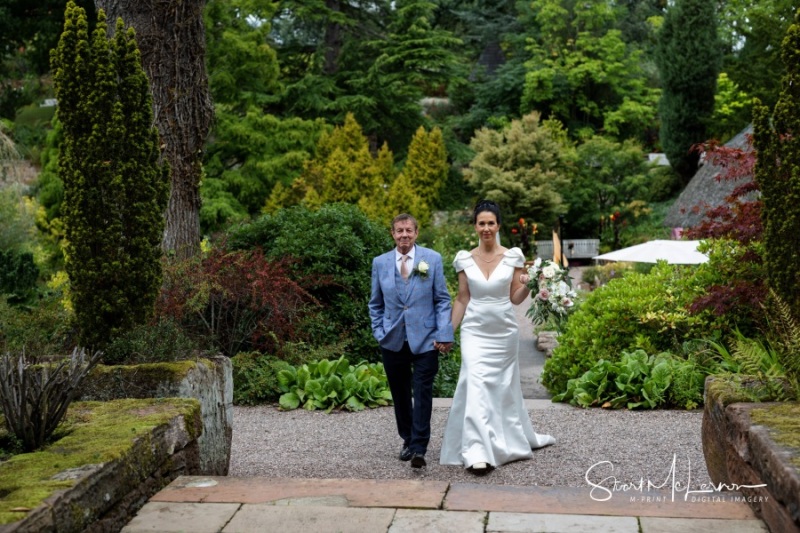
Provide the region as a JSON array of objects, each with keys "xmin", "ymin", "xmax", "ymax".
[
  {"xmin": 766, "ymin": 289, "xmax": 800, "ymax": 379},
  {"xmin": 731, "ymin": 336, "xmax": 783, "ymax": 377}
]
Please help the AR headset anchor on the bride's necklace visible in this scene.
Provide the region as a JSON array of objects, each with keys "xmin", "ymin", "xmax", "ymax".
[{"xmin": 475, "ymin": 249, "xmax": 501, "ymax": 263}]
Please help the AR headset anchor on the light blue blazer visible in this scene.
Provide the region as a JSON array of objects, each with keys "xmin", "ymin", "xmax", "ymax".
[{"xmin": 368, "ymin": 244, "xmax": 454, "ymax": 354}]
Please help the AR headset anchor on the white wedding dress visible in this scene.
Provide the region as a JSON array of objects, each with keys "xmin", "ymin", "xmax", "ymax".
[{"xmin": 440, "ymin": 247, "xmax": 555, "ymax": 468}]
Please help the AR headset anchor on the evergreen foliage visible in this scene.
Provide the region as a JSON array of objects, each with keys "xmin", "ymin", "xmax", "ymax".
[
  {"xmin": 281, "ymin": 112, "xmax": 425, "ymax": 223},
  {"xmin": 386, "ymin": 126, "xmax": 448, "ymax": 227},
  {"xmin": 655, "ymin": 0, "xmax": 722, "ymax": 184},
  {"xmin": 357, "ymin": 0, "xmax": 462, "ymax": 139},
  {"xmin": 752, "ymin": 10, "xmax": 800, "ymax": 324},
  {"xmin": 204, "ymin": 0, "xmax": 280, "ymax": 113},
  {"xmin": 51, "ymin": 3, "xmax": 169, "ymax": 347},
  {"xmin": 464, "ymin": 112, "xmax": 575, "ymax": 232},
  {"xmin": 202, "ymin": 111, "xmax": 328, "ymax": 230}
]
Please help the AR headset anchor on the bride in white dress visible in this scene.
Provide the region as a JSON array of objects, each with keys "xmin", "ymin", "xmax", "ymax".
[{"xmin": 440, "ymin": 200, "xmax": 555, "ymax": 473}]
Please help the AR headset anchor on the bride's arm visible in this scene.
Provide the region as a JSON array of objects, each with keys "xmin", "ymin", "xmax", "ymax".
[
  {"xmin": 451, "ymin": 271, "xmax": 470, "ymax": 330},
  {"xmin": 510, "ymin": 266, "xmax": 531, "ymax": 305}
]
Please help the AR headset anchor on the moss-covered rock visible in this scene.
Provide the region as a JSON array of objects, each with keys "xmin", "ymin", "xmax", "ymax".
[
  {"xmin": 0, "ymin": 398, "xmax": 201, "ymax": 530},
  {"xmin": 79, "ymin": 357, "xmax": 233, "ymax": 476}
]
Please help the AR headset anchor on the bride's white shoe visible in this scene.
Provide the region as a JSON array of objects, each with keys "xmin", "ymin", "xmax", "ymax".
[{"xmin": 471, "ymin": 462, "xmax": 488, "ymax": 470}]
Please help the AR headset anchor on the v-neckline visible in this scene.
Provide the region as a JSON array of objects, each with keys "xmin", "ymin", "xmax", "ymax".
[{"xmin": 472, "ymin": 253, "xmax": 503, "ymax": 281}]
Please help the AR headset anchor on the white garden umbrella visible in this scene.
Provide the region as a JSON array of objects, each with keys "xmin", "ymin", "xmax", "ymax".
[{"xmin": 593, "ymin": 240, "xmax": 708, "ymax": 265}]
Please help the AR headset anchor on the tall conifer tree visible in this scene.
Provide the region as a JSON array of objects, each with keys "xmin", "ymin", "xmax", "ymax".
[
  {"xmin": 51, "ymin": 2, "xmax": 168, "ymax": 347},
  {"xmin": 753, "ymin": 11, "xmax": 800, "ymax": 322},
  {"xmin": 655, "ymin": 0, "xmax": 722, "ymax": 184}
]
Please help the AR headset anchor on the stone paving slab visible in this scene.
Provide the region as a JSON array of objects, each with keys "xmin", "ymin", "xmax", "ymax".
[
  {"xmin": 487, "ymin": 512, "xmax": 639, "ymax": 533},
  {"xmin": 221, "ymin": 504, "xmax": 395, "ymax": 533},
  {"xmin": 120, "ymin": 502, "xmax": 240, "ymax": 533},
  {"xmin": 639, "ymin": 516, "xmax": 770, "ymax": 533},
  {"xmin": 151, "ymin": 476, "xmax": 448, "ymax": 509},
  {"xmin": 388, "ymin": 509, "xmax": 485, "ymax": 533},
  {"xmin": 444, "ymin": 483, "xmax": 758, "ymax": 519}
]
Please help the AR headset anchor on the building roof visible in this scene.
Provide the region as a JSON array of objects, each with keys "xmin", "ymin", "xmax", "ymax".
[{"xmin": 663, "ymin": 125, "xmax": 754, "ymax": 229}]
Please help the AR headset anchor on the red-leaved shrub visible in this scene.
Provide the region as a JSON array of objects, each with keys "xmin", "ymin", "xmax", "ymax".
[
  {"xmin": 158, "ymin": 247, "xmax": 319, "ymax": 356},
  {"xmin": 685, "ymin": 137, "xmax": 766, "ymax": 326}
]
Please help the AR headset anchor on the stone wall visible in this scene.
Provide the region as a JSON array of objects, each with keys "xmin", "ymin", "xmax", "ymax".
[
  {"xmin": 702, "ymin": 376, "xmax": 800, "ymax": 532},
  {"xmin": 79, "ymin": 356, "xmax": 233, "ymax": 475}
]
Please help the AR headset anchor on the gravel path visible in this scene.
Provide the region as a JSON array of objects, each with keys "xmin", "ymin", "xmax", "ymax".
[
  {"xmin": 230, "ymin": 404, "xmax": 710, "ymax": 489},
  {"xmin": 231, "ymin": 271, "xmax": 710, "ymax": 490}
]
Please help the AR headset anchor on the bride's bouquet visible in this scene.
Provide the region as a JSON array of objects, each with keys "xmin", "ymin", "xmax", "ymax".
[{"xmin": 525, "ymin": 258, "xmax": 578, "ymax": 331}]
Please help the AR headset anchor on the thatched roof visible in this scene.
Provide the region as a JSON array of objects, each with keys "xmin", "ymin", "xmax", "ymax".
[{"xmin": 663, "ymin": 125, "xmax": 754, "ymax": 229}]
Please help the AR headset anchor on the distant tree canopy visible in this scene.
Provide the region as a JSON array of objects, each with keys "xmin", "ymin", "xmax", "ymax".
[
  {"xmin": 655, "ymin": 0, "xmax": 722, "ymax": 184},
  {"xmin": 0, "ymin": 0, "xmax": 96, "ymax": 75},
  {"xmin": 563, "ymin": 136, "xmax": 652, "ymax": 238},
  {"xmin": 718, "ymin": 0, "xmax": 796, "ymax": 110},
  {"xmin": 521, "ymin": 0, "xmax": 660, "ymax": 144}
]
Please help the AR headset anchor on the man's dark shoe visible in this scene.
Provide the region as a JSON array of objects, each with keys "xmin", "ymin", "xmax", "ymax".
[
  {"xmin": 399, "ymin": 447, "xmax": 413, "ymax": 461},
  {"xmin": 410, "ymin": 453, "xmax": 426, "ymax": 468}
]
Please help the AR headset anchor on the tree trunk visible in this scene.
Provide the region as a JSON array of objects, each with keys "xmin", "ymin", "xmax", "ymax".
[
  {"xmin": 94, "ymin": 0, "xmax": 212, "ymax": 258},
  {"xmin": 323, "ymin": 0, "xmax": 343, "ymax": 75}
]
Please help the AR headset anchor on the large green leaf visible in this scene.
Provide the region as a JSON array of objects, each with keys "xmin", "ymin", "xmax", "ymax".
[
  {"xmin": 297, "ymin": 366, "xmax": 311, "ymax": 388},
  {"xmin": 279, "ymin": 391, "xmax": 300, "ymax": 410},
  {"xmin": 346, "ymin": 396, "xmax": 366, "ymax": 411},
  {"xmin": 277, "ymin": 368, "xmax": 297, "ymax": 391}
]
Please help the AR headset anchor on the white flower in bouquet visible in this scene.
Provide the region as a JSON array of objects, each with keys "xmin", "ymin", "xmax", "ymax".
[{"xmin": 542, "ymin": 264, "xmax": 557, "ymax": 279}]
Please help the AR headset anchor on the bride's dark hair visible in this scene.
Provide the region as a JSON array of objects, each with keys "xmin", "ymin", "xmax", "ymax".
[{"xmin": 472, "ymin": 199, "xmax": 502, "ymax": 225}]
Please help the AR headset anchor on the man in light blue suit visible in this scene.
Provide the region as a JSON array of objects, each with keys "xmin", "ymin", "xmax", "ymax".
[{"xmin": 369, "ymin": 214, "xmax": 454, "ymax": 468}]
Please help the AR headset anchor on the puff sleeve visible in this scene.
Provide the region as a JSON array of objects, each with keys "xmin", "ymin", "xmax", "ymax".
[
  {"xmin": 453, "ymin": 250, "xmax": 473, "ymax": 273},
  {"xmin": 502, "ymin": 247, "xmax": 525, "ymax": 269}
]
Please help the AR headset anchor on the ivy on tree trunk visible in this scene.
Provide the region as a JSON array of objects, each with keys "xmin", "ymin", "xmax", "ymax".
[{"xmin": 94, "ymin": 0, "xmax": 213, "ymax": 259}]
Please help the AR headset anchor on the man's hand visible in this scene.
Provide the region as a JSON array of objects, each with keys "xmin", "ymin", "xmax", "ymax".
[{"xmin": 434, "ymin": 341, "xmax": 453, "ymax": 354}]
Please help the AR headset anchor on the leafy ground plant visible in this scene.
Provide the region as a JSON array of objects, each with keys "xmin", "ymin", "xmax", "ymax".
[
  {"xmin": 278, "ymin": 356, "xmax": 392, "ymax": 412},
  {"xmin": 554, "ymin": 349, "xmax": 673, "ymax": 409}
]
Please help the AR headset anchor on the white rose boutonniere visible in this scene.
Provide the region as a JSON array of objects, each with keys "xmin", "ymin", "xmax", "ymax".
[{"xmin": 412, "ymin": 260, "xmax": 430, "ymax": 279}]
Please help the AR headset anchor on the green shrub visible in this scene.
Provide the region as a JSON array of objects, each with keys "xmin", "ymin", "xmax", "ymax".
[
  {"xmin": 667, "ymin": 357, "xmax": 707, "ymax": 410},
  {"xmin": 0, "ymin": 290, "xmax": 75, "ymax": 355},
  {"xmin": 433, "ymin": 343, "xmax": 462, "ymax": 398},
  {"xmin": 277, "ymin": 356, "xmax": 392, "ymax": 412},
  {"xmin": 102, "ymin": 318, "xmax": 198, "ymax": 365},
  {"xmin": 0, "ymin": 250, "xmax": 38, "ymax": 304},
  {"xmin": 227, "ymin": 203, "xmax": 392, "ymax": 361},
  {"xmin": 231, "ymin": 352, "xmax": 293, "ymax": 405},
  {"xmin": 420, "ymin": 211, "xmax": 477, "ymax": 290},
  {"xmin": 541, "ymin": 262, "xmax": 715, "ymax": 394}
]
